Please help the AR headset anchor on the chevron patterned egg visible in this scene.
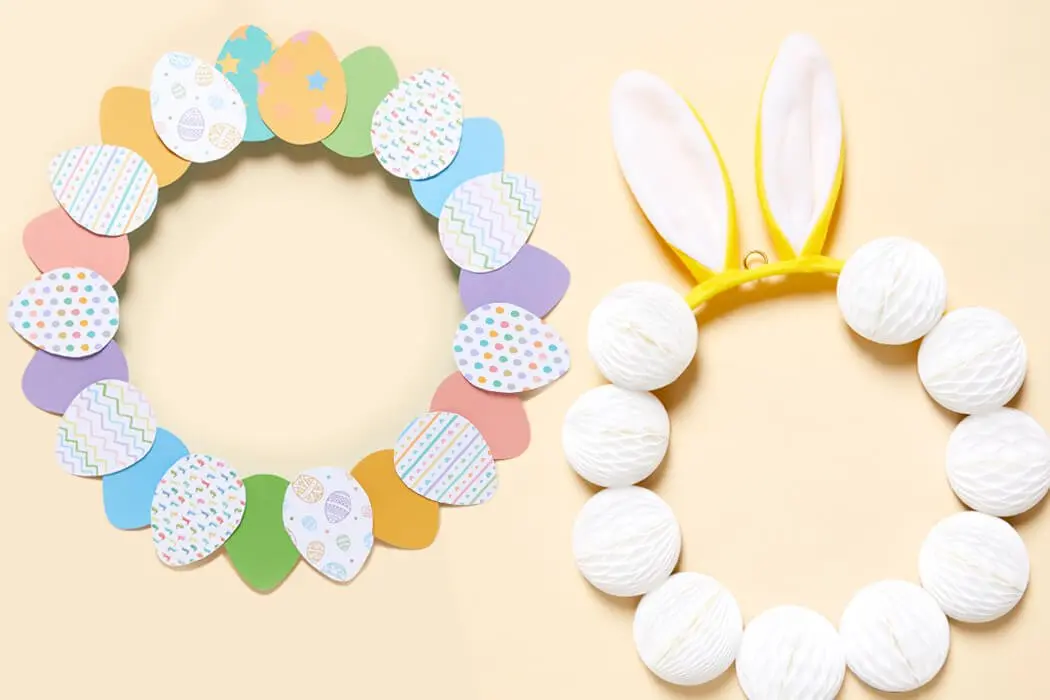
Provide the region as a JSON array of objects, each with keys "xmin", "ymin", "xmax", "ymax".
[
  {"xmin": 394, "ymin": 411, "xmax": 498, "ymax": 506},
  {"xmin": 439, "ymin": 172, "xmax": 542, "ymax": 272},
  {"xmin": 48, "ymin": 145, "xmax": 158, "ymax": 236},
  {"xmin": 55, "ymin": 379, "xmax": 156, "ymax": 477}
]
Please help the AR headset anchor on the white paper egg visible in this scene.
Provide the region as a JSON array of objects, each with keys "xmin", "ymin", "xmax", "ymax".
[
  {"xmin": 839, "ymin": 580, "xmax": 949, "ymax": 693},
  {"xmin": 48, "ymin": 145, "xmax": 158, "ymax": 236},
  {"xmin": 946, "ymin": 408, "xmax": 1050, "ymax": 516},
  {"xmin": 634, "ymin": 572, "xmax": 743, "ymax": 686},
  {"xmin": 562, "ymin": 385, "xmax": 669, "ymax": 487},
  {"xmin": 55, "ymin": 379, "xmax": 156, "ymax": 477},
  {"xmin": 572, "ymin": 486, "xmax": 680, "ymax": 597},
  {"xmin": 836, "ymin": 237, "xmax": 946, "ymax": 345},
  {"xmin": 735, "ymin": 606, "xmax": 845, "ymax": 700},
  {"xmin": 919, "ymin": 511, "xmax": 1029, "ymax": 623},
  {"xmin": 588, "ymin": 281, "xmax": 697, "ymax": 391},
  {"xmin": 394, "ymin": 411, "xmax": 498, "ymax": 506},
  {"xmin": 918, "ymin": 307, "xmax": 1026, "ymax": 414}
]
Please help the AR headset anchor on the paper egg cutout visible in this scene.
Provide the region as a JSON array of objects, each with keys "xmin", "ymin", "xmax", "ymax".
[
  {"xmin": 150, "ymin": 52, "xmax": 247, "ymax": 163},
  {"xmin": 453, "ymin": 303, "xmax": 570, "ymax": 394},
  {"xmin": 257, "ymin": 31, "xmax": 347, "ymax": 145},
  {"xmin": 23, "ymin": 341, "xmax": 128, "ymax": 415},
  {"xmin": 459, "ymin": 245, "xmax": 569, "ymax": 319},
  {"xmin": 411, "ymin": 117, "xmax": 505, "ymax": 217},
  {"xmin": 215, "ymin": 25, "xmax": 276, "ymax": 142},
  {"xmin": 24, "ymin": 208, "xmax": 129, "ymax": 285},
  {"xmin": 103, "ymin": 427, "xmax": 188, "ymax": 530},
  {"xmin": 100, "ymin": 87, "xmax": 191, "ymax": 187},
  {"xmin": 322, "ymin": 46, "xmax": 399, "ymax": 158},
  {"xmin": 56, "ymin": 379, "xmax": 156, "ymax": 477},
  {"xmin": 7, "ymin": 267, "xmax": 120, "ymax": 358},
  {"xmin": 430, "ymin": 372, "xmax": 529, "ymax": 460},
  {"xmin": 48, "ymin": 145, "xmax": 158, "ymax": 236},
  {"xmin": 151, "ymin": 454, "xmax": 247, "ymax": 567},
  {"xmin": 351, "ymin": 450, "xmax": 440, "ymax": 549},
  {"xmin": 225, "ymin": 474, "xmax": 300, "ymax": 591},
  {"xmin": 372, "ymin": 68, "xmax": 464, "ymax": 179},
  {"xmin": 394, "ymin": 411, "xmax": 498, "ymax": 506},
  {"xmin": 283, "ymin": 466, "xmax": 374, "ymax": 583}
]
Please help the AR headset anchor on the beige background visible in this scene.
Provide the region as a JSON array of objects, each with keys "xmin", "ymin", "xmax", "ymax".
[{"xmin": 1, "ymin": 0, "xmax": 1047, "ymax": 697}]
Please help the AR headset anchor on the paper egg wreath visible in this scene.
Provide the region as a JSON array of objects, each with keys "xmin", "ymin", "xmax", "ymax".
[
  {"xmin": 564, "ymin": 33, "xmax": 1043, "ymax": 697},
  {"xmin": 8, "ymin": 25, "xmax": 572, "ymax": 591}
]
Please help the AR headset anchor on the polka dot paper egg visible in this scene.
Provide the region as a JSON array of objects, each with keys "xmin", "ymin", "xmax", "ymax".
[
  {"xmin": 394, "ymin": 411, "xmax": 498, "ymax": 506},
  {"xmin": 48, "ymin": 145, "xmax": 158, "ymax": 236}
]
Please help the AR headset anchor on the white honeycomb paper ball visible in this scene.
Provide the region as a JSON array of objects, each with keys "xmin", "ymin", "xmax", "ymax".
[
  {"xmin": 839, "ymin": 580, "xmax": 949, "ymax": 693},
  {"xmin": 562, "ymin": 385, "xmax": 670, "ymax": 487},
  {"xmin": 918, "ymin": 307, "xmax": 1027, "ymax": 414},
  {"xmin": 633, "ymin": 572, "xmax": 743, "ymax": 686},
  {"xmin": 587, "ymin": 281, "xmax": 698, "ymax": 391},
  {"xmin": 572, "ymin": 487, "xmax": 680, "ymax": 596},
  {"xmin": 946, "ymin": 408, "xmax": 1050, "ymax": 516},
  {"xmin": 735, "ymin": 606, "xmax": 845, "ymax": 700},
  {"xmin": 836, "ymin": 237, "xmax": 947, "ymax": 345},
  {"xmin": 919, "ymin": 511, "xmax": 1029, "ymax": 623}
]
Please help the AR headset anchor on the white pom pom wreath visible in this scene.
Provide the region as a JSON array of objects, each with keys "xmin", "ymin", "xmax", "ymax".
[
  {"xmin": 735, "ymin": 606, "xmax": 845, "ymax": 700},
  {"xmin": 634, "ymin": 572, "xmax": 743, "ymax": 686},
  {"xmin": 919, "ymin": 511, "xmax": 1029, "ymax": 623},
  {"xmin": 562, "ymin": 385, "xmax": 670, "ymax": 487},
  {"xmin": 918, "ymin": 307, "xmax": 1027, "ymax": 414},
  {"xmin": 836, "ymin": 237, "xmax": 947, "ymax": 345},
  {"xmin": 572, "ymin": 487, "xmax": 681, "ymax": 596},
  {"xmin": 587, "ymin": 281, "xmax": 697, "ymax": 391}
]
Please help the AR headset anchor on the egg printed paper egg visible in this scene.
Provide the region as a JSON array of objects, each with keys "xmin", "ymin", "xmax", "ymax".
[
  {"xmin": 439, "ymin": 172, "xmax": 542, "ymax": 272},
  {"xmin": 215, "ymin": 25, "xmax": 277, "ymax": 142},
  {"xmin": 151, "ymin": 454, "xmax": 246, "ymax": 567},
  {"xmin": 150, "ymin": 52, "xmax": 247, "ymax": 163},
  {"xmin": 48, "ymin": 145, "xmax": 158, "ymax": 236},
  {"xmin": 257, "ymin": 31, "xmax": 347, "ymax": 145},
  {"xmin": 394, "ymin": 411, "xmax": 498, "ymax": 506},
  {"xmin": 55, "ymin": 379, "xmax": 156, "ymax": 477},
  {"xmin": 283, "ymin": 466, "xmax": 374, "ymax": 582},
  {"xmin": 454, "ymin": 303, "xmax": 570, "ymax": 393},
  {"xmin": 7, "ymin": 267, "xmax": 120, "ymax": 358},
  {"xmin": 371, "ymin": 68, "xmax": 463, "ymax": 180}
]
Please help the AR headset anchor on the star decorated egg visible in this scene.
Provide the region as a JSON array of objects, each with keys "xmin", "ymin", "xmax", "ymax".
[
  {"xmin": 394, "ymin": 411, "xmax": 498, "ymax": 506},
  {"xmin": 215, "ymin": 24, "xmax": 277, "ymax": 142},
  {"xmin": 323, "ymin": 46, "xmax": 399, "ymax": 158},
  {"xmin": 55, "ymin": 379, "xmax": 157, "ymax": 477},
  {"xmin": 48, "ymin": 145, "xmax": 158, "ymax": 236}
]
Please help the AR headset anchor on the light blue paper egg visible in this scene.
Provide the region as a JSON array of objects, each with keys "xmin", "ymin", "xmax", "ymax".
[
  {"xmin": 102, "ymin": 428, "xmax": 189, "ymax": 529},
  {"xmin": 215, "ymin": 24, "xmax": 276, "ymax": 142},
  {"xmin": 410, "ymin": 117, "xmax": 505, "ymax": 217}
]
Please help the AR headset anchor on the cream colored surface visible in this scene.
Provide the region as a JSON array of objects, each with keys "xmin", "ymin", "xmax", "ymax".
[{"xmin": 1, "ymin": 1, "xmax": 1048, "ymax": 698}]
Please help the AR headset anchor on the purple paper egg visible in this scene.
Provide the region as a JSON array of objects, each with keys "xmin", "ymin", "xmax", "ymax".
[{"xmin": 22, "ymin": 342, "xmax": 129, "ymax": 414}]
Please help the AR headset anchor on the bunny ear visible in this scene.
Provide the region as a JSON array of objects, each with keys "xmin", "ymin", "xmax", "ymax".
[
  {"xmin": 756, "ymin": 34, "xmax": 844, "ymax": 260},
  {"xmin": 611, "ymin": 71, "xmax": 738, "ymax": 282}
]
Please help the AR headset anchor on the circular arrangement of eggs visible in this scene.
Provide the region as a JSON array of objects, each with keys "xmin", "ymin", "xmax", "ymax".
[{"xmin": 6, "ymin": 25, "xmax": 573, "ymax": 592}]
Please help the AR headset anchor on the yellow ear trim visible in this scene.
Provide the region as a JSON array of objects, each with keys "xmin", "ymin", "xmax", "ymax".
[{"xmin": 799, "ymin": 137, "xmax": 844, "ymax": 257}]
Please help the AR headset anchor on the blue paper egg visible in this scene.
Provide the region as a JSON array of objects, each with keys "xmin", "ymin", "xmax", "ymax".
[{"xmin": 410, "ymin": 117, "xmax": 505, "ymax": 217}]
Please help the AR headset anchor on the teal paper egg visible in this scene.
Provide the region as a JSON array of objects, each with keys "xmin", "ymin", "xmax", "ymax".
[{"xmin": 215, "ymin": 24, "xmax": 276, "ymax": 142}]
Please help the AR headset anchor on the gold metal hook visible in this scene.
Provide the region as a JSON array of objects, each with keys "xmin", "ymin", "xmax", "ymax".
[{"xmin": 742, "ymin": 250, "xmax": 769, "ymax": 270}]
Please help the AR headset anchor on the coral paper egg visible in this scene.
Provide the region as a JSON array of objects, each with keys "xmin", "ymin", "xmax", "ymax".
[
  {"xmin": 23, "ymin": 208, "xmax": 129, "ymax": 285},
  {"xmin": 394, "ymin": 411, "xmax": 498, "ymax": 506},
  {"xmin": 430, "ymin": 372, "xmax": 529, "ymax": 460},
  {"xmin": 49, "ymin": 145, "xmax": 158, "ymax": 236},
  {"xmin": 215, "ymin": 24, "xmax": 277, "ymax": 142}
]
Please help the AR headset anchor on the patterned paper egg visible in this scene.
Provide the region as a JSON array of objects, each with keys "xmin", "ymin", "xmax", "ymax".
[
  {"xmin": 323, "ymin": 46, "xmax": 399, "ymax": 158},
  {"xmin": 7, "ymin": 267, "xmax": 120, "ymax": 358},
  {"xmin": 283, "ymin": 466, "xmax": 374, "ymax": 583},
  {"xmin": 394, "ymin": 411, "xmax": 498, "ymax": 506},
  {"xmin": 215, "ymin": 25, "xmax": 277, "ymax": 141},
  {"xmin": 257, "ymin": 31, "xmax": 347, "ymax": 145},
  {"xmin": 48, "ymin": 145, "xmax": 158, "ymax": 236},
  {"xmin": 150, "ymin": 52, "xmax": 246, "ymax": 163},
  {"xmin": 453, "ymin": 303, "xmax": 570, "ymax": 393},
  {"xmin": 100, "ymin": 87, "xmax": 190, "ymax": 187},
  {"xmin": 372, "ymin": 68, "xmax": 464, "ymax": 180},
  {"xmin": 55, "ymin": 379, "xmax": 156, "ymax": 477}
]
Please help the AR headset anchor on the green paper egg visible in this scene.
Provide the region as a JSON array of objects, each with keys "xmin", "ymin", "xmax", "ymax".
[
  {"xmin": 225, "ymin": 474, "xmax": 300, "ymax": 591},
  {"xmin": 322, "ymin": 46, "xmax": 398, "ymax": 158}
]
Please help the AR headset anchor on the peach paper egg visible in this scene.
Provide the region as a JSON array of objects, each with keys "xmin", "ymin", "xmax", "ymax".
[
  {"xmin": 100, "ymin": 87, "xmax": 190, "ymax": 186},
  {"xmin": 48, "ymin": 145, "xmax": 158, "ymax": 236}
]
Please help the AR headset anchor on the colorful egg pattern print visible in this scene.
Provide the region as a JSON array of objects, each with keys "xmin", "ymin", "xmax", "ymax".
[
  {"xmin": 453, "ymin": 304, "xmax": 570, "ymax": 393},
  {"xmin": 282, "ymin": 466, "xmax": 374, "ymax": 583},
  {"xmin": 371, "ymin": 68, "xmax": 464, "ymax": 180},
  {"xmin": 215, "ymin": 24, "xmax": 277, "ymax": 142},
  {"xmin": 7, "ymin": 267, "xmax": 120, "ymax": 358},
  {"xmin": 48, "ymin": 145, "xmax": 158, "ymax": 236},
  {"xmin": 394, "ymin": 411, "xmax": 498, "ymax": 507},
  {"xmin": 55, "ymin": 379, "xmax": 157, "ymax": 477},
  {"xmin": 151, "ymin": 454, "xmax": 247, "ymax": 567}
]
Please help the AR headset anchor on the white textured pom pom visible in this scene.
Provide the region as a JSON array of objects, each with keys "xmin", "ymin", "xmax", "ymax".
[
  {"xmin": 562, "ymin": 385, "xmax": 670, "ymax": 487},
  {"xmin": 587, "ymin": 281, "xmax": 697, "ymax": 391},
  {"xmin": 919, "ymin": 511, "xmax": 1029, "ymax": 623},
  {"xmin": 946, "ymin": 408, "xmax": 1050, "ymax": 516},
  {"xmin": 572, "ymin": 487, "xmax": 680, "ymax": 596},
  {"xmin": 836, "ymin": 237, "xmax": 947, "ymax": 345},
  {"xmin": 918, "ymin": 307, "xmax": 1026, "ymax": 414},
  {"xmin": 839, "ymin": 580, "xmax": 949, "ymax": 693},
  {"xmin": 634, "ymin": 572, "xmax": 743, "ymax": 686}
]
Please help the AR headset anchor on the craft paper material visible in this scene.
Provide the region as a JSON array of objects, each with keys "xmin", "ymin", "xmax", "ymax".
[
  {"xmin": 283, "ymin": 467, "xmax": 374, "ymax": 582},
  {"xmin": 256, "ymin": 31, "xmax": 346, "ymax": 145},
  {"xmin": 215, "ymin": 25, "xmax": 277, "ymax": 142},
  {"xmin": 322, "ymin": 46, "xmax": 398, "ymax": 157},
  {"xmin": 48, "ymin": 145, "xmax": 158, "ymax": 236},
  {"xmin": 99, "ymin": 87, "xmax": 191, "ymax": 186},
  {"xmin": 351, "ymin": 450, "xmax": 439, "ymax": 549},
  {"xmin": 225, "ymin": 474, "xmax": 300, "ymax": 591},
  {"xmin": 151, "ymin": 454, "xmax": 246, "ymax": 567},
  {"xmin": 394, "ymin": 411, "xmax": 498, "ymax": 506},
  {"xmin": 372, "ymin": 68, "xmax": 463, "ymax": 180},
  {"xmin": 22, "ymin": 341, "xmax": 128, "ymax": 415},
  {"xmin": 56, "ymin": 379, "xmax": 157, "ymax": 477},
  {"xmin": 439, "ymin": 172, "xmax": 542, "ymax": 272},
  {"xmin": 453, "ymin": 303, "xmax": 570, "ymax": 394},
  {"xmin": 430, "ymin": 372, "xmax": 529, "ymax": 460},
  {"xmin": 23, "ymin": 208, "xmax": 129, "ymax": 285},
  {"xmin": 7, "ymin": 267, "xmax": 120, "ymax": 358},
  {"xmin": 459, "ymin": 245, "xmax": 569, "ymax": 319},
  {"xmin": 150, "ymin": 52, "xmax": 247, "ymax": 163},
  {"xmin": 102, "ymin": 428, "xmax": 188, "ymax": 529},
  {"xmin": 411, "ymin": 117, "xmax": 504, "ymax": 217}
]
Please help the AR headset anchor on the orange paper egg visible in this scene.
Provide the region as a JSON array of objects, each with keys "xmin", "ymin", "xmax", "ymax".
[
  {"xmin": 99, "ymin": 87, "xmax": 190, "ymax": 187},
  {"xmin": 351, "ymin": 450, "xmax": 439, "ymax": 550}
]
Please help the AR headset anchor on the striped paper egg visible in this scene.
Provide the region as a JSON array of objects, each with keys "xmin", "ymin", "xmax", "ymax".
[
  {"xmin": 48, "ymin": 145, "xmax": 158, "ymax": 236},
  {"xmin": 394, "ymin": 411, "xmax": 498, "ymax": 506},
  {"xmin": 55, "ymin": 379, "xmax": 157, "ymax": 477}
]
